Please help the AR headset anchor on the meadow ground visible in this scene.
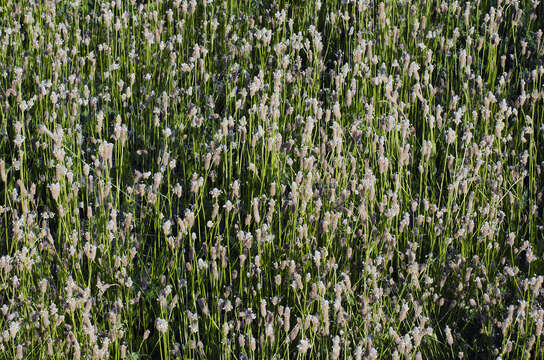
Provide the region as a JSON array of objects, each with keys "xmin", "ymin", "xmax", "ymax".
[{"xmin": 0, "ymin": 0, "xmax": 544, "ymax": 359}]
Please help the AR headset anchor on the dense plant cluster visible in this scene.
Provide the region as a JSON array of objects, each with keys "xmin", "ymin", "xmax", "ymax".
[{"xmin": 0, "ymin": 0, "xmax": 543, "ymax": 358}]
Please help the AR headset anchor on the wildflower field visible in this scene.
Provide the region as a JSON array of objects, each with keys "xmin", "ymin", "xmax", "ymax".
[{"xmin": 1, "ymin": 0, "xmax": 544, "ymax": 358}]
